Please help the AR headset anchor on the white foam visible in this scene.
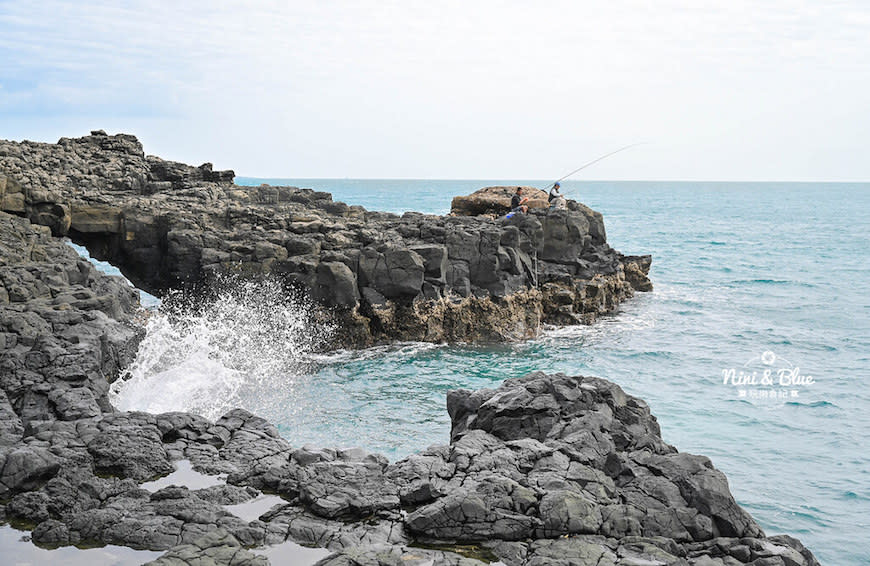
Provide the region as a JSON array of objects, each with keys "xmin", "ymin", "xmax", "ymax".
[
  {"xmin": 110, "ymin": 277, "xmax": 331, "ymax": 420},
  {"xmin": 311, "ymin": 340, "xmax": 444, "ymax": 364}
]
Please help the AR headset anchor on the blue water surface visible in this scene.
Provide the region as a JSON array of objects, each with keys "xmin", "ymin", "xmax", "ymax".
[{"xmin": 238, "ymin": 178, "xmax": 868, "ymax": 564}]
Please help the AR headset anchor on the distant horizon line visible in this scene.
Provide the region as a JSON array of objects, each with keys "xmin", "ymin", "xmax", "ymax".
[{"xmin": 236, "ymin": 176, "xmax": 870, "ymax": 184}]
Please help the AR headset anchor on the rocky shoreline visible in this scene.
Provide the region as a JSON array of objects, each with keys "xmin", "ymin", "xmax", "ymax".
[
  {"xmin": 1, "ymin": 131, "xmax": 650, "ymax": 346},
  {"xmin": 0, "ymin": 132, "xmax": 820, "ymax": 565}
]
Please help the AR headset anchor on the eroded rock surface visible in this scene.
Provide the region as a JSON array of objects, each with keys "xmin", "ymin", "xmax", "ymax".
[
  {"xmin": 0, "ymin": 132, "xmax": 651, "ymax": 346},
  {"xmin": 0, "ymin": 212, "xmax": 140, "ymax": 432},
  {"xmin": 0, "ymin": 136, "xmax": 818, "ymax": 565},
  {"xmin": 0, "ymin": 316, "xmax": 821, "ymax": 565}
]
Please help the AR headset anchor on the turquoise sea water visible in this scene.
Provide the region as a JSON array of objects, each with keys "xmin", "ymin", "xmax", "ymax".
[{"xmin": 232, "ymin": 178, "xmax": 869, "ymax": 565}]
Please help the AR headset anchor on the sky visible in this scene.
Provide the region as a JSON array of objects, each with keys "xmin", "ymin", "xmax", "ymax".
[{"xmin": 1, "ymin": 1, "xmax": 868, "ymax": 181}]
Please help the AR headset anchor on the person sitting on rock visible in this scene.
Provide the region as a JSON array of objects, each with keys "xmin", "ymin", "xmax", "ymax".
[
  {"xmin": 510, "ymin": 187, "xmax": 529, "ymax": 214},
  {"xmin": 548, "ymin": 182, "xmax": 567, "ymax": 210},
  {"xmin": 548, "ymin": 182, "xmax": 561, "ymax": 203}
]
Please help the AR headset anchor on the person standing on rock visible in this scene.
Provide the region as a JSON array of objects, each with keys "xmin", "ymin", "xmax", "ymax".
[{"xmin": 511, "ymin": 187, "xmax": 529, "ymax": 214}]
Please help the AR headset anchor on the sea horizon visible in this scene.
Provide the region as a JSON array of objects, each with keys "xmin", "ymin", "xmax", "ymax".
[
  {"xmin": 239, "ymin": 176, "xmax": 870, "ymax": 185},
  {"xmin": 2, "ymin": 141, "xmax": 866, "ymax": 564},
  {"xmin": 4, "ymin": 1, "xmax": 869, "ymax": 563}
]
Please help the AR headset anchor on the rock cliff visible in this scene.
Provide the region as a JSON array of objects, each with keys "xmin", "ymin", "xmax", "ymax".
[
  {"xmin": 0, "ymin": 131, "xmax": 651, "ymax": 346},
  {"xmin": 0, "ymin": 172, "xmax": 820, "ymax": 564},
  {"xmin": 0, "ymin": 212, "xmax": 141, "ymax": 425}
]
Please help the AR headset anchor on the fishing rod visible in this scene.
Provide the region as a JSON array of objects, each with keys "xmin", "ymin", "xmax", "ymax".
[
  {"xmin": 530, "ymin": 143, "xmax": 643, "ymax": 291},
  {"xmin": 543, "ymin": 142, "xmax": 645, "ymax": 193}
]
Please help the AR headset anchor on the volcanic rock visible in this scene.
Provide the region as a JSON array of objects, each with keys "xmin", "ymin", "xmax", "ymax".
[
  {"xmin": 0, "ymin": 134, "xmax": 819, "ymax": 565},
  {"xmin": 0, "ymin": 134, "xmax": 652, "ymax": 346}
]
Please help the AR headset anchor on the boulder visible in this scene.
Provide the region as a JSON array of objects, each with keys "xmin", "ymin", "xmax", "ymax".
[
  {"xmin": 0, "ymin": 446, "xmax": 61, "ymax": 498},
  {"xmin": 358, "ymin": 246, "xmax": 424, "ymax": 298},
  {"xmin": 314, "ymin": 261, "xmax": 359, "ymax": 308},
  {"xmin": 450, "ymin": 186, "xmax": 549, "ymax": 216},
  {"xmin": 297, "ymin": 458, "xmax": 399, "ymax": 520},
  {"xmin": 83, "ymin": 413, "xmax": 174, "ymax": 480},
  {"xmin": 538, "ymin": 209, "xmax": 591, "ymax": 263},
  {"xmin": 410, "ymin": 244, "xmax": 449, "ymax": 283}
]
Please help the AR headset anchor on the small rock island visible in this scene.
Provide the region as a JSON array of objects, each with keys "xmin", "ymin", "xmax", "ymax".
[{"xmin": 0, "ymin": 132, "xmax": 819, "ymax": 565}]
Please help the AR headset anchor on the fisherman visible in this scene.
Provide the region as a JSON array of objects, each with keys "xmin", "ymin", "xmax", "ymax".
[
  {"xmin": 548, "ymin": 182, "xmax": 567, "ymax": 210},
  {"xmin": 510, "ymin": 186, "xmax": 529, "ymax": 214},
  {"xmin": 548, "ymin": 182, "xmax": 561, "ymax": 203}
]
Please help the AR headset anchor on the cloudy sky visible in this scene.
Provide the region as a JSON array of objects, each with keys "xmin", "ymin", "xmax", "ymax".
[{"xmin": 1, "ymin": 1, "xmax": 868, "ymax": 180}]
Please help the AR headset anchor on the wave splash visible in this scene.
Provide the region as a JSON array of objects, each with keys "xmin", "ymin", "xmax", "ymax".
[{"xmin": 110, "ymin": 277, "xmax": 332, "ymax": 420}]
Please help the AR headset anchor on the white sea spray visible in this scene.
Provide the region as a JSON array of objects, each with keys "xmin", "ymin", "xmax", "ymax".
[{"xmin": 110, "ymin": 276, "xmax": 333, "ymax": 420}]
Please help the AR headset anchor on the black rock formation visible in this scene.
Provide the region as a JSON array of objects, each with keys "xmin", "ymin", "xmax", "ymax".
[
  {"xmin": 0, "ymin": 133, "xmax": 819, "ymax": 565},
  {"xmin": 1, "ymin": 132, "xmax": 651, "ymax": 346}
]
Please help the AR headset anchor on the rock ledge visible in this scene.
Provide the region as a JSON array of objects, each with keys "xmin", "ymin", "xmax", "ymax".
[{"xmin": 1, "ymin": 132, "xmax": 651, "ymax": 346}]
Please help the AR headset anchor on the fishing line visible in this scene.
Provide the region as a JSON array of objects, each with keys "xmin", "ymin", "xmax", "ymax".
[
  {"xmin": 543, "ymin": 143, "xmax": 646, "ymax": 193},
  {"xmin": 530, "ymin": 143, "xmax": 645, "ymax": 291}
]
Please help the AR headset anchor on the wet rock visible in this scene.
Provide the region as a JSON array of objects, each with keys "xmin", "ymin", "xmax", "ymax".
[
  {"xmin": 145, "ymin": 529, "xmax": 269, "ymax": 566},
  {"xmin": 0, "ymin": 446, "xmax": 61, "ymax": 498},
  {"xmin": 297, "ymin": 458, "xmax": 399, "ymax": 521},
  {"xmin": 54, "ymin": 483, "xmax": 265, "ymax": 550},
  {"xmin": 31, "ymin": 518, "xmax": 72, "ymax": 545},
  {"xmin": 82, "ymin": 413, "xmax": 174, "ymax": 480},
  {"xmin": 0, "ymin": 366, "xmax": 821, "ymax": 564},
  {"xmin": 622, "ymin": 254, "xmax": 654, "ymax": 292},
  {"xmin": 261, "ymin": 504, "xmax": 408, "ymax": 550},
  {"xmin": 194, "ymin": 484, "xmax": 259, "ymax": 505},
  {"xmin": 316, "ymin": 543, "xmax": 490, "ymax": 565}
]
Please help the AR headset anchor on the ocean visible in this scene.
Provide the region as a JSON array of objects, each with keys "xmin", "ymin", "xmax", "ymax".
[{"xmin": 106, "ymin": 179, "xmax": 869, "ymax": 565}]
